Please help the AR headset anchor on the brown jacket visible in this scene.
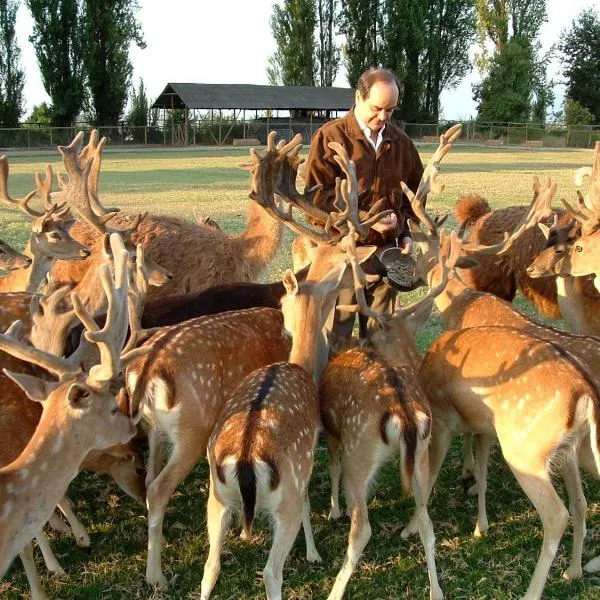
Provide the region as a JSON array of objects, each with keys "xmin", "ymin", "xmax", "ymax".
[{"xmin": 304, "ymin": 108, "xmax": 424, "ymax": 246}]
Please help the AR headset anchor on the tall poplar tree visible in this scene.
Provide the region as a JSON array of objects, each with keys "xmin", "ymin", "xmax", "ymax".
[
  {"xmin": 268, "ymin": 0, "xmax": 316, "ymax": 86},
  {"xmin": 316, "ymin": 0, "xmax": 340, "ymax": 86},
  {"xmin": 0, "ymin": 0, "xmax": 24, "ymax": 127},
  {"xmin": 27, "ymin": 0, "xmax": 86, "ymax": 127},
  {"xmin": 82, "ymin": 0, "xmax": 145, "ymax": 126}
]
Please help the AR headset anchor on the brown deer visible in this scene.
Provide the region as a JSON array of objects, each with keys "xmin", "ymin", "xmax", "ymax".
[
  {"xmin": 199, "ymin": 141, "xmax": 391, "ymax": 600},
  {"xmin": 50, "ymin": 130, "xmax": 289, "ymax": 299},
  {"xmin": 0, "ymin": 156, "xmax": 91, "ymax": 292},
  {"xmin": 0, "ymin": 238, "xmax": 30, "ymax": 272},
  {"xmin": 319, "ymin": 246, "xmax": 457, "ymax": 600},
  {"xmin": 126, "ymin": 135, "xmax": 312, "ymax": 590},
  {"xmin": 0, "ymin": 234, "xmax": 139, "ymax": 598}
]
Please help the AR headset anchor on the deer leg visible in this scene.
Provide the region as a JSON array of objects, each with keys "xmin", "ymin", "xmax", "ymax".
[
  {"xmin": 35, "ymin": 530, "xmax": 65, "ymax": 575},
  {"xmin": 262, "ymin": 500, "xmax": 304, "ymax": 600},
  {"xmin": 412, "ymin": 441, "xmax": 444, "ymax": 600},
  {"xmin": 146, "ymin": 426, "xmax": 166, "ymax": 489},
  {"xmin": 200, "ymin": 476, "xmax": 230, "ymax": 600},
  {"xmin": 327, "ymin": 463, "xmax": 372, "ymax": 600},
  {"xmin": 473, "ymin": 434, "xmax": 494, "ymax": 538},
  {"xmin": 402, "ymin": 422, "xmax": 453, "ymax": 539},
  {"xmin": 47, "ymin": 510, "xmax": 71, "ymax": 533},
  {"xmin": 19, "ymin": 541, "xmax": 50, "ymax": 600},
  {"xmin": 57, "ymin": 496, "xmax": 90, "ymax": 548},
  {"xmin": 561, "ymin": 450, "xmax": 586, "ymax": 581},
  {"xmin": 302, "ymin": 493, "xmax": 322, "ymax": 563},
  {"xmin": 327, "ymin": 434, "xmax": 343, "ymax": 520},
  {"xmin": 462, "ymin": 432, "xmax": 475, "ymax": 482},
  {"xmin": 146, "ymin": 439, "xmax": 204, "ymax": 590},
  {"xmin": 506, "ymin": 462, "xmax": 569, "ymax": 600}
]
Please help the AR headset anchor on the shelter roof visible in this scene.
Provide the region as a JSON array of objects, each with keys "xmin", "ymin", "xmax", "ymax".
[{"xmin": 152, "ymin": 83, "xmax": 354, "ymax": 111}]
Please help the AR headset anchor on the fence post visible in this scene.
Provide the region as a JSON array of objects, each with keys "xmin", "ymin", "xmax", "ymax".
[
  {"xmin": 507, "ymin": 123, "xmax": 510, "ymax": 145},
  {"xmin": 589, "ymin": 126, "xmax": 593, "ymax": 148}
]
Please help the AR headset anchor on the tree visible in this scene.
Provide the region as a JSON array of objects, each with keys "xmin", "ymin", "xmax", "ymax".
[
  {"xmin": 559, "ymin": 8, "xmax": 600, "ymax": 122},
  {"xmin": 27, "ymin": 0, "xmax": 86, "ymax": 127},
  {"xmin": 474, "ymin": 0, "xmax": 546, "ymax": 72},
  {"xmin": 126, "ymin": 79, "xmax": 150, "ymax": 126},
  {"xmin": 82, "ymin": 0, "xmax": 145, "ymax": 126},
  {"xmin": 268, "ymin": 0, "xmax": 316, "ymax": 86},
  {"xmin": 563, "ymin": 98, "xmax": 593, "ymax": 126},
  {"xmin": 474, "ymin": 36, "xmax": 536, "ymax": 123},
  {"xmin": 0, "ymin": 0, "xmax": 24, "ymax": 127},
  {"xmin": 339, "ymin": 0, "xmax": 382, "ymax": 87},
  {"xmin": 383, "ymin": 0, "xmax": 475, "ymax": 122},
  {"xmin": 24, "ymin": 102, "xmax": 53, "ymax": 125},
  {"xmin": 316, "ymin": 0, "xmax": 340, "ymax": 86}
]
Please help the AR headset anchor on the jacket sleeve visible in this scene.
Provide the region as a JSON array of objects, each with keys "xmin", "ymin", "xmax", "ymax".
[
  {"xmin": 398, "ymin": 141, "xmax": 425, "ymax": 240},
  {"xmin": 304, "ymin": 127, "xmax": 342, "ymax": 220}
]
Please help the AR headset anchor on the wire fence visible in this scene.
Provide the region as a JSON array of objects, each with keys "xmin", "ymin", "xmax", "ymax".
[{"xmin": 2, "ymin": 120, "xmax": 599, "ymax": 150}]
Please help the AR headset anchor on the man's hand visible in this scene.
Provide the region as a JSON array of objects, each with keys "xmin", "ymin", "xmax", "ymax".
[
  {"xmin": 399, "ymin": 236, "xmax": 413, "ymax": 255},
  {"xmin": 371, "ymin": 212, "xmax": 397, "ymax": 233}
]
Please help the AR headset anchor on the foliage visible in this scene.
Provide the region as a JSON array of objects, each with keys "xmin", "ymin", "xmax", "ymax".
[
  {"xmin": 126, "ymin": 78, "xmax": 150, "ymax": 127},
  {"xmin": 383, "ymin": 0, "xmax": 476, "ymax": 123},
  {"xmin": 559, "ymin": 8, "xmax": 600, "ymax": 122},
  {"xmin": 268, "ymin": 0, "xmax": 316, "ymax": 86},
  {"xmin": 474, "ymin": 36, "xmax": 536, "ymax": 123},
  {"xmin": 82, "ymin": 0, "xmax": 146, "ymax": 126},
  {"xmin": 339, "ymin": 0, "xmax": 382, "ymax": 87},
  {"xmin": 24, "ymin": 102, "xmax": 53, "ymax": 125},
  {"xmin": 530, "ymin": 48, "xmax": 554, "ymax": 124},
  {"xmin": 26, "ymin": 0, "xmax": 85, "ymax": 127},
  {"xmin": 316, "ymin": 0, "xmax": 340, "ymax": 86},
  {"xmin": 563, "ymin": 98, "xmax": 594, "ymax": 126},
  {"xmin": 0, "ymin": 0, "xmax": 23, "ymax": 128},
  {"xmin": 474, "ymin": 0, "xmax": 546, "ymax": 72}
]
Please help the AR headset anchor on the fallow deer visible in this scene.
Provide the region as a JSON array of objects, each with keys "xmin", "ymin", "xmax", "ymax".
[
  {"xmin": 0, "ymin": 238, "xmax": 30, "ymax": 272},
  {"xmin": 0, "ymin": 156, "xmax": 91, "ymax": 293},
  {"xmin": 126, "ymin": 135, "xmax": 313, "ymax": 590},
  {"xmin": 0, "ymin": 234, "xmax": 140, "ymax": 597},
  {"xmin": 50, "ymin": 130, "xmax": 289, "ymax": 300},
  {"xmin": 200, "ymin": 140, "xmax": 391, "ymax": 600}
]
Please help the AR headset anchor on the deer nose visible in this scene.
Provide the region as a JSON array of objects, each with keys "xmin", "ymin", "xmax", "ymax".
[
  {"xmin": 24, "ymin": 256, "xmax": 32, "ymax": 265},
  {"xmin": 80, "ymin": 247, "xmax": 92, "ymax": 257}
]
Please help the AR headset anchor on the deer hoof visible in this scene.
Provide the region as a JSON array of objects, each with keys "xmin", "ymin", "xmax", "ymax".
[
  {"xmin": 563, "ymin": 565, "xmax": 583, "ymax": 580},
  {"xmin": 328, "ymin": 507, "xmax": 342, "ymax": 520},
  {"xmin": 473, "ymin": 522, "xmax": 488, "ymax": 538},
  {"xmin": 147, "ymin": 572, "xmax": 168, "ymax": 591},
  {"xmin": 584, "ymin": 556, "xmax": 600, "ymax": 573},
  {"xmin": 306, "ymin": 549, "xmax": 323, "ymax": 563}
]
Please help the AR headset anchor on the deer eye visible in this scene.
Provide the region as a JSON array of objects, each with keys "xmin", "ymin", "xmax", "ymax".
[
  {"xmin": 130, "ymin": 256, "xmax": 137, "ymax": 263},
  {"xmin": 575, "ymin": 245, "xmax": 583, "ymax": 253},
  {"xmin": 50, "ymin": 232, "xmax": 61, "ymax": 240}
]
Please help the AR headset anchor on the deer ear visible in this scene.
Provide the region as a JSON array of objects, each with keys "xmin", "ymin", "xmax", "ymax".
[
  {"xmin": 67, "ymin": 383, "xmax": 93, "ymax": 409},
  {"xmin": 282, "ymin": 269, "xmax": 298, "ymax": 295},
  {"xmin": 538, "ymin": 222, "xmax": 551, "ymax": 240},
  {"xmin": 3, "ymin": 369, "xmax": 60, "ymax": 404},
  {"xmin": 407, "ymin": 219, "xmax": 429, "ymax": 242},
  {"xmin": 354, "ymin": 245, "xmax": 377, "ymax": 263},
  {"xmin": 62, "ymin": 218, "xmax": 76, "ymax": 232}
]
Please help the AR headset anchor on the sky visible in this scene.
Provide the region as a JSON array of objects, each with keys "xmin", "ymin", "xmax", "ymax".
[{"xmin": 14, "ymin": 0, "xmax": 597, "ymax": 121}]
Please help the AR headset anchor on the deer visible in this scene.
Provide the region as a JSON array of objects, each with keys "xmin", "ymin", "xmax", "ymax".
[
  {"xmin": 0, "ymin": 233, "xmax": 140, "ymax": 599},
  {"xmin": 124, "ymin": 134, "xmax": 318, "ymax": 590},
  {"xmin": 0, "ymin": 156, "xmax": 91, "ymax": 293},
  {"xmin": 199, "ymin": 140, "xmax": 392, "ymax": 600},
  {"xmin": 318, "ymin": 238, "xmax": 459, "ymax": 600},
  {"xmin": 49, "ymin": 129, "xmax": 289, "ymax": 300},
  {"xmin": 0, "ymin": 238, "xmax": 31, "ymax": 272}
]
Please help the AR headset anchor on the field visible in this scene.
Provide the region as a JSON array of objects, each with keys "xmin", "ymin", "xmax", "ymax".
[{"xmin": 1, "ymin": 141, "xmax": 600, "ymax": 599}]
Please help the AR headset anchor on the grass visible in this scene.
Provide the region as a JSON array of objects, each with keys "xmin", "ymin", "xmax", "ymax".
[{"xmin": 1, "ymin": 142, "xmax": 600, "ymax": 599}]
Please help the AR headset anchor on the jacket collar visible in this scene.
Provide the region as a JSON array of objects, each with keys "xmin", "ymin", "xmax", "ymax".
[{"xmin": 345, "ymin": 107, "xmax": 400, "ymax": 143}]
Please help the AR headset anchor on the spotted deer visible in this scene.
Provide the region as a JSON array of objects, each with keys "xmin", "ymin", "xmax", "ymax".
[
  {"xmin": 0, "ymin": 234, "xmax": 139, "ymax": 598},
  {"xmin": 126, "ymin": 135, "xmax": 313, "ymax": 590},
  {"xmin": 0, "ymin": 156, "xmax": 91, "ymax": 292},
  {"xmin": 199, "ymin": 141, "xmax": 390, "ymax": 600}
]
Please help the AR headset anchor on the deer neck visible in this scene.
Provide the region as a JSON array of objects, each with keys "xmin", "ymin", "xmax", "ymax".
[
  {"xmin": 235, "ymin": 202, "xmax": 283, "ymax": 279},
  {"xmin": 372, "ymin": 318, "xmax": 422, "ymax": 372},
  {"xmin": 0, "ymin": 239, "xmax": 49, "ymax": 293},
  {"xmin": 556, "ymin": 276, "xmax": 594, "ymax": 334},
  {"xmin": 430, "ymin": 268, "xmax": 474, "ymax": 329},
  {"xmin": 0, "ymin": 402, "xmax": 90, "ymax": 573},
  {"xmin": 288, "ymin": 294, "xmax": 322, "ymax": 377}
]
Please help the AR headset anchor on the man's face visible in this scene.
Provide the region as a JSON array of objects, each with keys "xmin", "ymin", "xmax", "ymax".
[{"xmin": 355, "ymin": 80, "xmax": 399, "ymax": 133}]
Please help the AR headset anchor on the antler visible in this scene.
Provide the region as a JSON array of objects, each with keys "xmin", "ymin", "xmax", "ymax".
[
  {"xmin": 71, "ymin": 233, "xmax": 130, "ymax": 387},
  {"xmin": 462, "ymin": 176, "xmax": 556, "ymax": 255},
  {"xmin": 400, "ymin": 123, "xmax": 462, "ymax": 236},
  {"xmin": 34, "ymin": 164, "xmax": 65, "ymax": 210},
  {"xmin": 0, "ymin": 156, "xmax": 42, "ymax": 218}
]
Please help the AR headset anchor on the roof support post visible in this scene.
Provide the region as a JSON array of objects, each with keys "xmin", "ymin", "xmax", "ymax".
[{"xmin": 184, "ymin": 107, "xmax": 189, "ymax": 146}]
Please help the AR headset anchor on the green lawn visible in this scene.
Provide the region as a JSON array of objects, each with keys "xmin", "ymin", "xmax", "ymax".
[{"xmin": 1, "ymin": 142, "xmax": 600, "ymax": 599}]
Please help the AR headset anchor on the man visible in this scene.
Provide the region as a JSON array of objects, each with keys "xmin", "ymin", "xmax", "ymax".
[{"xmin": 304, "ymin": 67, "xmax": 424, "ymax": 337}]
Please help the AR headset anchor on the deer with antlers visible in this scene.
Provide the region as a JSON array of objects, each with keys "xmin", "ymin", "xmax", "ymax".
[
  {"xmin": 200, "ymin": 140, "xmax": 393, "ymax": 600},
  {"xmin": 0, "ymin": 156, "xmax": 91, "ymax": 293},
  {"xmin": 0, "ymin": 234, "xmax": 141, "ymax": 599},
  {"xmin": 49, "ymin": 129, "xmax": 288, "ymax": 300}
]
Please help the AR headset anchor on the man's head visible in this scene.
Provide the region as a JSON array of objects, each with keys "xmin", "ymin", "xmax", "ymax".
[{"xmin": 355, "ymin": 68, "xmax": 401, "ymax": 133}]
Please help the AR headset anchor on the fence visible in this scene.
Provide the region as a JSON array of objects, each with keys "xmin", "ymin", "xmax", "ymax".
[{"xmin": 2, "ymin": 120, "xmax": 600, "ymax": 150}]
